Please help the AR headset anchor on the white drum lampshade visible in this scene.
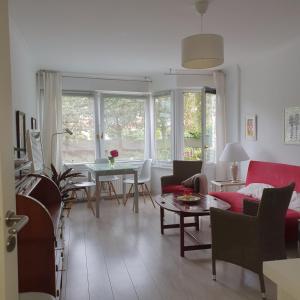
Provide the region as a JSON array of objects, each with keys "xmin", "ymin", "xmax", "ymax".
[{"xmin": 182, "ymin": 34, "xmax": 224, "ymax": 69}]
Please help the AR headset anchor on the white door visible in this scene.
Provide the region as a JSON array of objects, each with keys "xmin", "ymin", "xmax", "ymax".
[{"xmin": 0, "ymin": 0, "xmax": 19, "ymax": 299}]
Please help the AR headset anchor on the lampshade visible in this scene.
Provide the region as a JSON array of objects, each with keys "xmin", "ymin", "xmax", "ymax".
[
  {"xmin": 219, "ymin": 143, "xmax": 249, "ymax": 162},
  {"xmin": 181, "ymin": 34, "xmax": 224, "ymax": 69}
]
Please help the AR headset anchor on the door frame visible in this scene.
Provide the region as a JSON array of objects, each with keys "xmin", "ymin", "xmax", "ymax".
[{"xmin": 0, "ymin": 0, "xmax": 19, "ymax": 299}]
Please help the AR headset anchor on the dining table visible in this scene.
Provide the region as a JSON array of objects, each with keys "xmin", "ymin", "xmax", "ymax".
[{"xmin": 85, "ymin": 163, "xmax": 139, "ymax": 218}]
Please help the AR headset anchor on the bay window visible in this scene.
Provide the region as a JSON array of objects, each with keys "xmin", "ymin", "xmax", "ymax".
[{"xmin": 61, "ymin": 88, "xmax": 216, "ymax": 165}]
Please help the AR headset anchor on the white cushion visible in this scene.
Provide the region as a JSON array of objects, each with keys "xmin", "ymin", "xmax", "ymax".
[
  {"xmin": 238, "ymin": 183, "xmax": 274, "ymax": 199},
  {"xmin": 289, "ymin": 191, "xmax": 300, "ymax": 212},
  {"xmin": 238, "ymin": 183, "xmax": 300, "ymax": 211}
]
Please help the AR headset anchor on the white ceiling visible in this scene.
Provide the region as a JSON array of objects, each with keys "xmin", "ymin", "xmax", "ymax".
[{"xmin": 10, "ymin": 0, "xmax": 300, "ymax": 76}]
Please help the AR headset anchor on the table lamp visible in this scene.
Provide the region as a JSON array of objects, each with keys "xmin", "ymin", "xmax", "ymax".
[{"xmin": 219, "ymin": 142, "xmax": 249, "ymax": 182}]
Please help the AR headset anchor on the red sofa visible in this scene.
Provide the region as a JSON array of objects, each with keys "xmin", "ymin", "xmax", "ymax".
[{"xmin": 210, "ymin": 160, "xmax": 300, "ymax": 242}]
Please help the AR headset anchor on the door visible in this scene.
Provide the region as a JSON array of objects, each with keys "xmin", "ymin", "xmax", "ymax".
[{"xmin": 0, "ymin": 0, "xmax": 19, "ymax": 299}]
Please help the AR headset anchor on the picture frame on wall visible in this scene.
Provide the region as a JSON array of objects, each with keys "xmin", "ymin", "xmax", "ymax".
[
  {"xmin": 16, "ymin": 110, "xmax": 26, "ymax": 158},
  {"xmin": 245, "ymin": 114, "xmax": 257, "ymax": 141},
  {"xmin": 31, "ymin": 117, "xmax": 37, "ymax": 130},
  {"xmin": 284, "ymin": 107, "xmax": 300, "ymax": 144}
]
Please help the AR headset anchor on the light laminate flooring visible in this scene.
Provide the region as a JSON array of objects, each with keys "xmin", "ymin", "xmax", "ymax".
[{"xmin": 61, "ymin": 198, "xmax": 278, "ymax": 300}]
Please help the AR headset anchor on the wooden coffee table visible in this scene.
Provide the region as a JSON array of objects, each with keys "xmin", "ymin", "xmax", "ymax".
[{"xmin": 155, "ymin": 194, "xmax": 231, "ymax": 257}]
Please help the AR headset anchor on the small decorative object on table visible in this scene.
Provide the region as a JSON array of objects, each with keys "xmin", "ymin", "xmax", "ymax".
[{"xmin": 108, "ymin": 149, "xmax": 119, "ymax": 167}]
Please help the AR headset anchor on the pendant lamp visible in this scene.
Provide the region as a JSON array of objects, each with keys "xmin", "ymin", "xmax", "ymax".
[{"xmin": 181, "ymin": 0, "xmax": 224, "ymax": 69}]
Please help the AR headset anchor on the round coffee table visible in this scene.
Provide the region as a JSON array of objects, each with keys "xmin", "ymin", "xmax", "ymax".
[{"xmin": 155, "ymin": 193, "xmax": 231, "ymax": 257}]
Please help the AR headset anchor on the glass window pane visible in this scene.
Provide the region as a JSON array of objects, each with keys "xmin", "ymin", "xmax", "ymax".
[
  {"xmin": 62, "ymin": 94, "xmax": 96, "ymax": 163},
  {"xmin": 154, "ymin": 94, "xmax": 172, "ymax": 161},
  {"xmin": 103, "ymin": 95, "xmax": 145, "ymax": 160},
  {"xmin": 183, "ymin": 92, "xmax": 202, "ymax": 160},
  {"xmin": 205, "ymin": 92, "xmax": 217, "ymax": 163}
]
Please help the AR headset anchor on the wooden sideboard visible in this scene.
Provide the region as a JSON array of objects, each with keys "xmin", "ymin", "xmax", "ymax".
[{"xmin": 16, "ymin": 174, "xmax": 65, "ymax": 298}]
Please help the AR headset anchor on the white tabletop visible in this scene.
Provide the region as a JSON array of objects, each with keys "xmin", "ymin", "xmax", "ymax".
[
  {"xmin": 85, "ymin": 163, "xmax": 137, "ymax": 174},
  {"xmin": 263, "ymin": 258, "xmax": 300, "ymax": 300}
]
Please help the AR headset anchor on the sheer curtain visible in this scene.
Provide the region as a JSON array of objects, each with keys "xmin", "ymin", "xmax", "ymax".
[
  {"xmin": 213, "ymin": 70, "xmax": 227, "ymax": 180},
  {"xmin": 37, "ymin": 70, "xmax": 62, "ymax": 170}
]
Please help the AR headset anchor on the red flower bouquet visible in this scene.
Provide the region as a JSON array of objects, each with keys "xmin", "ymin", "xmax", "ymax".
[
  {"xmin": 108, "ymin": 149, "xmax": 119, "ymax": 166},
  {"xmin": 110, "ymin": 150, "xmax": 119, "ymax": 158}
]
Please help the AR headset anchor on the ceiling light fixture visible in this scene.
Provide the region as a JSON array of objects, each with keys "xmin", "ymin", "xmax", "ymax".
[{"xmin": 181, "ymin": 0, "xmax": 224, "ymax": 69}]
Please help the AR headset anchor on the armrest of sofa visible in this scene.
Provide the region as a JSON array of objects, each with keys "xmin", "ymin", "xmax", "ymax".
[
  {"xmin": 192, "ymin": 173, "xmax": 208, "ymax": 194},
  {"xmin": 243, "ymin": 199, "xmax": 260, "ymax": 216},
  {"xmin": 161, "ymin": 175, "xmax": 177, "ymax": 190}
]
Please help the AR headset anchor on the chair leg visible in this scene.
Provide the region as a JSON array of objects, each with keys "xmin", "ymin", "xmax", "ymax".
[
  {"xmin": 109, "ymin": 182, "xmax": 120, "ymax": 205},
  {"xmin": 124, "ymin": 184, "xmax": 133, "ymax": 206},
  {"xmin": 84, "ymin": 187, "xmax": 95, "ymax": 216},
  {"xmin": 108, "ymin": 181, "xmax": 113, "ymax": 201},
  {"xmin": 259, "ymin": 273, "xmax": 266, "ymax": 299},
  {"xmin": 212, "ymin": 258, "xmax": 216, "ymax": 281},
  {"xmin": 144, "ymin": 183, "xmax": 155, "ymax": 208}
]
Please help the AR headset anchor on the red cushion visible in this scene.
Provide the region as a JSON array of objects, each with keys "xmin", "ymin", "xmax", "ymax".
[
  {"xmin": 246, "ymin": 161, "xmax": 300, "ymax": 192},
  {"xmin": 162, "ymin": 185, "xmax": 193, "ymax": 195},
  {"xmin": 210, "ymin": 192, "xmax": 257, "ymax": 212},
  {"xmin": 210, "ymin": 191, "xmax": 300, "ymax": 242}
]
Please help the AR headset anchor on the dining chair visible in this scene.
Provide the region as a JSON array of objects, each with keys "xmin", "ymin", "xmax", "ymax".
[
  {"xmin": 94, "ymin": 158, "xmax": 120, "ymax": 204},
  {"xmin": 123, "ymin": 159, "xmax": 155, "ymax": 207}
]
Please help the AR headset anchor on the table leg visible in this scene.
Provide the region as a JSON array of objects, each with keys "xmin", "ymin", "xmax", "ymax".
[
  {"xmin": 160, "ymin": 207, "xmax": 164, "ymax": 235},
  {"xmin": 180, "ymin": 214, "xmax": 185, "ymax": 257},
  {"xmin": 95, "ymin": 177, "xmax": 100, "ymax": 218},
  {"xmin": 122, "ymin": 175, "xmax": 126, "ymax": 204},
  {"xmin": 133, "ymin": 170, "xmax": 138, "ymax": 213},
  {"xmin": 195, "ymin": 216, "xmax": 199, "ymax": 231}
]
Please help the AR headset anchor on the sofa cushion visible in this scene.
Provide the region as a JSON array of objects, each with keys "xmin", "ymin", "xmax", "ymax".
[
  {"xmin": 162, "ymin": 185, "xmax": 193, "ymax": 195},
  {"xmin": 210, "ymin": 191, "xmax": 300, "ymax": 242}
]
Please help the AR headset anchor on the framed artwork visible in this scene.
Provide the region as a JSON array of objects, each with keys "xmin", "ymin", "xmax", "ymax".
[
  {"xmin": 16, "ymin": 110, "xmax": 26, "ymax": 158},
  {"xmin": 31, "ymin": 117, "xmax": 37, "ymax": 130},
  {"xmin": 285, "ymin": 107, "xmax": 300, "ymax": 144},
  {"xmin": 245, "ymin": 114, "xmax": 257, "ymax": 141}
]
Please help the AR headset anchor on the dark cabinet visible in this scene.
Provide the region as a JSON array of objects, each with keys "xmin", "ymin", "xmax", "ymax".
[{"xmin": 16, "ymin": 175, "xmax": 64, "ymax": 298}]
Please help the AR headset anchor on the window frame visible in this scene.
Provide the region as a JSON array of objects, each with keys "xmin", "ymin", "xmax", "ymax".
[
  {"xmin": 61, "ymin": 90, "xmax": 97, "ymax": 164},
  {"xmin": 152, "ymin": 90, "xmax": 174, "ymax": 165},
  {"xmin": 152, "ymin": 87, "xmax": 217, "ymax": 165}
]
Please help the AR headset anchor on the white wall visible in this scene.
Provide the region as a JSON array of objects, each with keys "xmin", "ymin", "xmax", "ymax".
[
  {"xmin": 225, "ymin": 37, "xmax": 300, "ymax": 177},
  {"xmin": 9, "ymin": 20, "xmax": 37, "ymax": 149}
]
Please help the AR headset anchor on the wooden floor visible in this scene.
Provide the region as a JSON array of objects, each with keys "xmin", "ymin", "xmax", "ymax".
[{"xmin": 61, "ymin": 198, "xmax": 279, "ymax": 300}]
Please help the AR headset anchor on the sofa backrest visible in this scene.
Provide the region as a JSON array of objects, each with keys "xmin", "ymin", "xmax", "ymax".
[{"xmin": 246, "ymin": 160, "xmax": 300, "ymax": 192}]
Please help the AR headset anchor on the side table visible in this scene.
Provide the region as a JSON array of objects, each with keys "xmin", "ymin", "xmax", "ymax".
[{"xmin": 211, "ymin": 180, "xmax": 245, "ymax": 192}]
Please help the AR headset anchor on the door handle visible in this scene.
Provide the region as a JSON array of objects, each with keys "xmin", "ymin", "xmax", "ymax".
[
  {"xmin": 5, "ymin": 210, "xmax": 29, "ymax": 252},
  {"xmin": 5, "ymin": 210, "xmax": 29, "ymax": 235}
]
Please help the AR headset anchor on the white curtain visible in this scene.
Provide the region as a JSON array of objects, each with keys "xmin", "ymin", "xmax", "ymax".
[
  {"xmin": 37, "ymin": 70, "xmax": 62, "ymax": 170},
  {"xmin": 213, "ymin": 70, "xmax": 227, "ymax": 180}
]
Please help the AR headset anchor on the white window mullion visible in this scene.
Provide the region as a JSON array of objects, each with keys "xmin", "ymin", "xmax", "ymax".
[
  {"xmin": 94, "ymin": 91, "xmax": 101, "ymax": 160},
  {"xmin": 201, "ymin": 88, "xmax": 206, "ymax": 163},
  {"xmin": 99, "ymin": 93, "xmax": 105, "ymax": 158},
  {"xmin": 174, "ymin": 89, "xmax": 184, "ymax": 160},
  {"xmin": 144, "ymin": 95, "xmax": 151, "ymax": 159}
]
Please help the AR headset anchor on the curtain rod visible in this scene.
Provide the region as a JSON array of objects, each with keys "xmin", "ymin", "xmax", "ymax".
[{"xmin": 62, "ymin": 74, "xmax": 152, "ymax": 83}]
